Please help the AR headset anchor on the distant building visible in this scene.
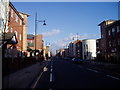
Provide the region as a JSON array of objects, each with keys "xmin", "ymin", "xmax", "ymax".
[
  {"xmin": 68, "ymin": 42, "xmax": 74, "ymax": 57},
  {"xmin": 27, "ymin": 34, "xmax": 43, "ymax": 57},
  {"xmin": 64, "ymin": 48, "xmax": 69, "ymax": 57},
  {"xmin": 27, "ymin": 34, "xmax": 43, "ymax": 50},
  {"xmin": 73, "ymin": 40, "xmax": 82, "ymax": 59},
  {"xmin": 82, "ymin": 39, "xmax": 96, "ymax": 60},
  {"xmin": 27, "ymin": 34, "xmax": 34, "ymax": 50},
  {"xmin": 43, "ymin": 46, "xmax": 51, "ymax": 60}
]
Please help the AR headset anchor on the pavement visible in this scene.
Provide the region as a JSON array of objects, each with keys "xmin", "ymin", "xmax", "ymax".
[{"xmin": 3, "ymin": 61, "xmax": 48, "ymax": 88}]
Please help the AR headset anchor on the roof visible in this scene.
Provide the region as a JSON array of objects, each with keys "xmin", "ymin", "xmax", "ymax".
[
  {"xmin": 27, "ymin": 34, "xmax": 34, "ymax": 39},
  {"xmin": 73, "ymin": 40, "xmax": 82, "ymax": 44},
  {"xmin": 19, "ymin": 12, "xmax": 30, "ymax": 17},
  {"xmin": 9, "ymin": 2, "xmax": 23, "ymax": 21},
  {"xmin": 98, "ymin": 20, "xmax": 116, "ymax": 26},
  {"xmin": 82, "ymin": 39, "xmax": 96, "ymax": 41},
  {"xmin": 106, "ymin": 20, "xmax": 120, "ymax": 28}
]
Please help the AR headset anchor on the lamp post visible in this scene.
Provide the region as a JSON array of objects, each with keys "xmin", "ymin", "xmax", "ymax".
[{"xmin": 34, "ymin": 12, "xmax": 46, "ymax": 58}]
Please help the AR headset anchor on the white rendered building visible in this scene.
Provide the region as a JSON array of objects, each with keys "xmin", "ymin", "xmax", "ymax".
[{"xmin": 82, "ymin": 39, "xmax": 96, "ymax": 60}]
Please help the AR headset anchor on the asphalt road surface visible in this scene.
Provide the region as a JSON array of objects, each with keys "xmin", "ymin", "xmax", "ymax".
[{"xmin": 34, "ymin": 57, "xmax": 120, "ymax": 89}]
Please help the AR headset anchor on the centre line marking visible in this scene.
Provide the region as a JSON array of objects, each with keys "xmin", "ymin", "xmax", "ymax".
[
  {"xmin": 51, "ymin": 68, "xmax": 52, "ymax": 72},
  {"xmin": 50, "ymin": 73, "xmax": 53, "ymax": 82},
  {"xmin": 87, "ymin": 68, "xmax": 98, "ymax": 73},
  {"xmin": 106, "ymin": 75, "xmax": 120, "ymax": 80}
]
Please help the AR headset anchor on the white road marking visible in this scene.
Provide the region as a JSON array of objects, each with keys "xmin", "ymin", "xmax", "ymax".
[
  {"xmin": 32, "ymin": 72, "xmax": 43, "ymax": 88},
  {"xmin": 87, "ymin": 68, "xmax": 98, "ymax": 73},
  {"xmin": 77, "ymin": 66, "xmax": 83, "ymax": 68},
  {"xmin": 51, "ymin": 68, "xmax": 53, "ymax": 72},
  {"xmin": 49, "ymin": 88, "xmax": 52, "ymax": 90},
  {"xmin": 106, "ymin": 75, "xmax": 120, "ymax": 80},
  {"xmin": 50, "ymin": 73, "xmax": 53, "ymax": 82}
]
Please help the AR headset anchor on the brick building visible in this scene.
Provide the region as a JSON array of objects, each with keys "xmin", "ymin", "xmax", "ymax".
[
  {"xmin": 19, "ymin": 12, "xmax": 29, "ymax": 52},
  {"xmin": 27, "ymin": 34, "xmax": 43, "ymax": 57},
  {"xmin": 68, "ymin": 42, "xmax": 74, "ymax": 57},
  {"xmin": 7, "ymin": 2, "xmax": 24, "ymax": 57},
  {"xmin": 73, "ymin": 40, "xmax": 82, "ymax": 59},
  {"xmin": 7, "ymin": 2, "xmax": 29, "ymax": 57},
  {"xmin": 27, "ymin": 34, "xmax": 34, "ymax": 50},
  {"xmin": 106, "ymin": 20, "xmax": 120, "ymax": 63},
  {"xmin": 98, "ymin": 20, "xmax": 120, "ymax": 63},
  {"xmin": 96, "ymin": 38, "xmax": 102, "ymax": 54}
]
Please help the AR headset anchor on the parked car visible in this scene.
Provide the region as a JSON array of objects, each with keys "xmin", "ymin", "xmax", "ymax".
[
  {"xmin": 64, "ymin": 57, "xmax": 71, "ymax": 61},
  {"xmin": 72, "ymin": 58, "xmax": 83, "ymax": 64}
]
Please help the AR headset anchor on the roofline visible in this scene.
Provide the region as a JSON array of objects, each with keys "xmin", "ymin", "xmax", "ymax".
[
  {"xmin": 106, "ymin": 20, "xmax": 120, "ymax": 28},
  {"xmin": 19, "ymin": 12, "xmax": 30, "ymax": 17},
  {"xmin": 98, "ymin": 20, "xmax": 117, "ymax": 26},
  {"xmin": 9, "ymin": 2, "xmax": 23, "ymax": 21},
  {"xmin": 82, "ymin": 39, "xmax": 96, "ymax": 41}
]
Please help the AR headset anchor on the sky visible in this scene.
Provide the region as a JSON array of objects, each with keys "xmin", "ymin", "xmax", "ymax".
[{"xmin": 12, "ymin": 2, "xmax": 119, "ymax": 54}]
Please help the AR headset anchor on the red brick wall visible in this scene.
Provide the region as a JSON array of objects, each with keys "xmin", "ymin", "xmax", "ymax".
[{"xmin": 8, "ymin": 4, "xmax": 24, "ymax": 52}]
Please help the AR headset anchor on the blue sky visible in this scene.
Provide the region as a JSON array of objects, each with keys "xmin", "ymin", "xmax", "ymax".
[{"xmin": 12, "ymin": 2, "xmax": 118, "ymax": 54}]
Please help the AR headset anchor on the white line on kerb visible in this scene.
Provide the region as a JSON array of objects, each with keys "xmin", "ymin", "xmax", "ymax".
[
  {"xmin": 51, "ymin": 65, "xmax": 52, "ymax": 68},
  {"xmin": 50, "ymin": 73, "xmax": 53, "ymax": 82},
  {"xmin": 32, "ymin": 72, "xmax": 43, "ymax": 88},
  {"xmin": 106, "ymin": 75, "xmax": 120, "ymax": 80},
  {"xmin": 87, "ymin": 68, "xmax": 98, "ymax": 73}
]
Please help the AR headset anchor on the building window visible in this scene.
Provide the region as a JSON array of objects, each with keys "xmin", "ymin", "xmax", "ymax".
[
  {"xmin": 112, "ymin": 28, "xmax": 115, "ymax": 37},
  {"xmin": 108, "ymin": 30, "xmax": 111, "ymax": 36},
  {"xmin": 10, "ymin": 28, "xmax": 13, "ymax": 32},
  {"xmin": 112, "ymin": 28, "xmax": 115, "ymax": 32},
  {"xmin": 15, "ymin": 14, "xmax": 18, "ymax": 22},
  {"xmin": 102, "ymin": 34, "xmax": 104, "ymax": 38},
  {"xmin": 20, "ymin": 34, "xmax": 21, "ymax": 40},
  {"xmin": 117, "ymin": 26, "xmax": 119, "ymax": 32},
  {"xmin": 15, "ymin": 31, "xmax": 17, "ymax": 37},
  {"xmin": 20, "ymin": 20, "xmax": 22, "ymax": 25}
]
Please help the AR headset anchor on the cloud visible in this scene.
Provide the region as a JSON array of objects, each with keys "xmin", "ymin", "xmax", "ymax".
[
  {"xmin": 49, "ymin": 33, "xmax": 100, "ymax": 55},
  {"xmin": 42, "ymin": 29, "xmax": 61, "ymax": 37}
]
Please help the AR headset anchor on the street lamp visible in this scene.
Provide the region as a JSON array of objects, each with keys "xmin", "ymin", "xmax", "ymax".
[{"xmin": 34, "ymin": 12, "xmax": 46, "ymax": 57}]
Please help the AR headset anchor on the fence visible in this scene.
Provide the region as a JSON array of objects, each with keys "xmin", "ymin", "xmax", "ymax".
[{"xmin": 3, "ymin": 57, "xmax": 37, "ymax": 76}]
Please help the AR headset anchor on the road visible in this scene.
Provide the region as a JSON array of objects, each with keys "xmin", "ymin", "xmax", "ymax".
[{"xmin": 33, "ymin": 57, "xmax": 120, "ymax": 89}]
